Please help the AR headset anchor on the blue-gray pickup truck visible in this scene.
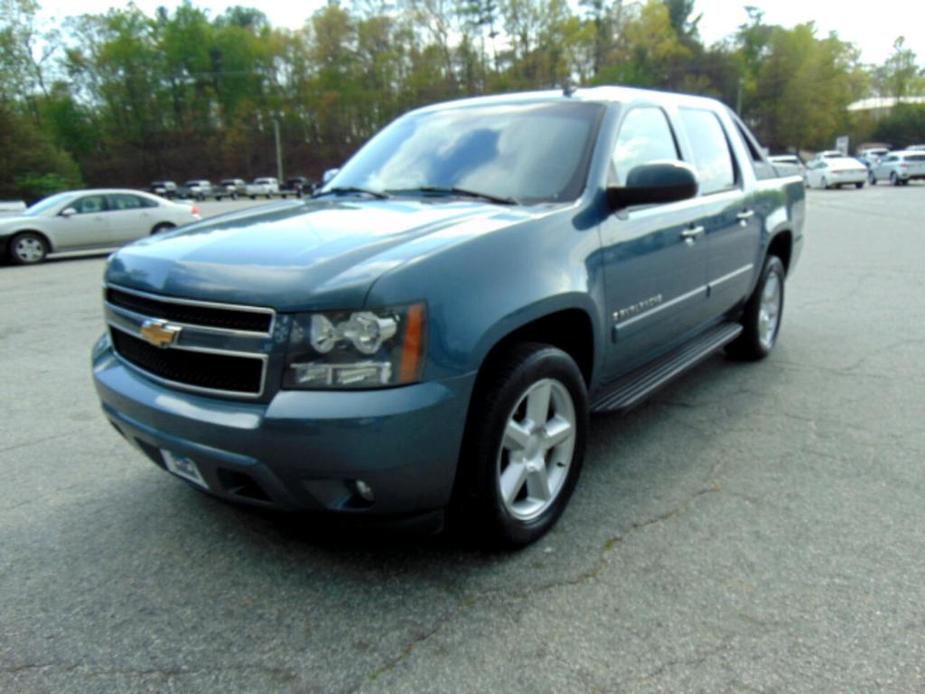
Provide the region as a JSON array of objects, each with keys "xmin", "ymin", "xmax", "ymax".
[{"xmin": 93, "ymin": 86, "xmax": 805, "ymax": 547}]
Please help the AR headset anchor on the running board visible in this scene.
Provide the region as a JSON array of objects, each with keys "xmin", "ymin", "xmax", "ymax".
[{"xmin": 591, "ymin": 323, "xmax": 743, "ymax": 414}]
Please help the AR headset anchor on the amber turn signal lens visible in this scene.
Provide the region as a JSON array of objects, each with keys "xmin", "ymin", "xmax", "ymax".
[{"xmin": 398, "ymin": 303, "xmax": 426, "ymax": 383}]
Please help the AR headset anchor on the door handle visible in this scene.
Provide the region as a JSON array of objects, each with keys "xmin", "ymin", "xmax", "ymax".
[
  {"xmin": 737, "ymin": 210, "xmax": 755, "ymax": 222},
  {"xmin": 681, "ymin": 226, "xmax": 705, "ymax": 240}
]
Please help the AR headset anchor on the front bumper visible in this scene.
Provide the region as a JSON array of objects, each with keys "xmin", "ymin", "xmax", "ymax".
[{"xmin": 93, "ymin": 339, "xmax": 476, "ymax": 516}]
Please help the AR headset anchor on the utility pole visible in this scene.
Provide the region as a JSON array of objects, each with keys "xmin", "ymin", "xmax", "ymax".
[{"xmin": 273, "ymin": 116, "xmax": 284, "ymax": 182}]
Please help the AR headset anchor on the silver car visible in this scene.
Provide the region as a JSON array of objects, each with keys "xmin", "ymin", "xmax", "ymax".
[
  {"xmin": 768, "ymin": 155, "xmax": 806, "ymax": 181},
  {"xmin": 870, "ymin": 151, "xmax": 925, "ymax": 186},
  {"xmin": 1, "ymin": 189, "xmax": 200, "ymax": 264}
]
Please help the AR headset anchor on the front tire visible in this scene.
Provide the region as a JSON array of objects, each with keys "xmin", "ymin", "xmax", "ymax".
[
  {"xmin": 726, "ymin": 255, "xmax": 785, "ymax": 361},
  {"xmin": 855, "ymin": 182, "xmax": 864, "ymax": 189},
  {"xmin": 891, "ymin": 172, "xmax": 900, "ymax": 186},
  {"xmin": 453, "ymin": 344, "xmax": 588, "ymax": 548},
  {"xmin": 9, "ymin": 232, "xmax": 49, "ymax": 264}
]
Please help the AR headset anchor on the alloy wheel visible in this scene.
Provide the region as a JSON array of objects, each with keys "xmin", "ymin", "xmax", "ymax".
[
  {"xmin": 496, "ymin": 378, "xmax": 577, "ymax": 521},
  {"xmin": 758, "ymin": 270, "xmax": 782, "ymax": 350}
]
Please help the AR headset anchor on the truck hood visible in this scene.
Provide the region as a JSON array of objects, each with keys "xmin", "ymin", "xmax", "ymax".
[{"xmin": 106, "ymin": 198, "xmax": 539, "ymax": 310}]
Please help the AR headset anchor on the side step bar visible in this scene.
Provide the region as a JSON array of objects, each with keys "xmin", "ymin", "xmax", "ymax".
[{"xmin": 591, "ymin": 322, "xmax": 743, "ymax": 414}]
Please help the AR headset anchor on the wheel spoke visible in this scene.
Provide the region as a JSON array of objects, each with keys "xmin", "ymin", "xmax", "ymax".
[
  {"xmin": 525, "ymin": 381, "xmax": 552, "ymax": 426},
  {"xmin": 542, "ymin": 415, "xmax": 573, "ymax": 450},
  {"xmin": 503, "ymin": 420, "xmax": 531, "ymax": 451},
  {"xmin": 526, "ymin": 462, "xmax": 551, "ymax": 501},
  {"xmin": 499, "ymin": 461, "xmax": 528, "ymax": 505}
]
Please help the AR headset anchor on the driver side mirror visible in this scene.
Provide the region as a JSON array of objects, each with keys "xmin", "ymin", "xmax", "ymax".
[
  {"xmin": 607, "ymin": 161, "xmax": 699, "ymax": 211},
  {"xmin": 321, "ymin": 168, "xmax": 340, "ymax": 185},
  {"xmin": 60, "ymin": 207, "xmax": 77, "ymax": 218}
]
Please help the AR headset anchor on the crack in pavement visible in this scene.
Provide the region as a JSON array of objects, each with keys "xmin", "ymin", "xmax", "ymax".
[
  {"xmin": 0, "ymin": 661, "xmax": 299, "ymax": 684},
  {"xmin": 353, "ymin": 479, "xmax": 726, "ymax": 690}
]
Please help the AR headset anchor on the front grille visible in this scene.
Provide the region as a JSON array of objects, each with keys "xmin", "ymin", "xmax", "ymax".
[
  {"xmin": 106, "ymin": 287, "xmax": 272, "ymax": 333},
  {"xmin": 111, "ymin": 329, "xmax": 264, "ymax": 395}
]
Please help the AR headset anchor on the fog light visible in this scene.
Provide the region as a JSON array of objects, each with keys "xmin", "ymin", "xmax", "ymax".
[{"xmin": 354, "ymin": 479, "xmax": 375, "ymax": 502}]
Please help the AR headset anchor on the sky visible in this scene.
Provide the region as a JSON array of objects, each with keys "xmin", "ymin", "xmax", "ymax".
[{"xmin": 36, "ymin": 0, "xmax": 925, "ymax": 66}]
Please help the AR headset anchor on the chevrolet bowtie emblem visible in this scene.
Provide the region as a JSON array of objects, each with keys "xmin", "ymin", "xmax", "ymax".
[{"xmin": 140, "ymin": 319, "xmax": 182, "ymax": 349}]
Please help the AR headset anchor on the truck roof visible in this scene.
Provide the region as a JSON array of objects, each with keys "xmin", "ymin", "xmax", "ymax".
[{"xmin": 412, "ymin": 86, "xmax": 728, "ymax": 115}]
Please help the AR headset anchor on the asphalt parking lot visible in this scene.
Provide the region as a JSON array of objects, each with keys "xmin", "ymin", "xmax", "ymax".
[{"xmin": 2, "ymin": 185, "xmax": 925, "ymax": 692}]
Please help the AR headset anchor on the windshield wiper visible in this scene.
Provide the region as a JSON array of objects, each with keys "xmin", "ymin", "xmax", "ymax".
[
  {"xmin": 313, "ymin": 186, "xmax": 390, "ymax": 200},
  {"xmin": 389, "ymin": 186, "xmax": 519, "ymax": 205}
]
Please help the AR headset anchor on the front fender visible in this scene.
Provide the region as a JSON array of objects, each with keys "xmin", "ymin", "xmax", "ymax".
[{"xmin": 364, "ymin": 205, "xmax": 607, "ymax": 384}]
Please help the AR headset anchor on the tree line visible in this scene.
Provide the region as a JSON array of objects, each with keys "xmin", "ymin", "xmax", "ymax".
[{"xmin": 2, "ymin": 0, "xmax": 924, "ymax": 201}]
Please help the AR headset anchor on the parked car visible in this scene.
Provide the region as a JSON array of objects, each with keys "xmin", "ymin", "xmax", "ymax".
[
  {"xmin": 810, "ymin": 150, "xmax": 845, "ymax": 162},
  {"xmin": 907, "ymin": 144, "xmax": 925, "ymax": 151},
  {"xmin": 281, "ymin": 176, "xmax": 314, "ymax": 197},
  {"xmin": 178, "ymin": 180, "xmax": 213, "ymax": 201},
  {"xmin": 857, "ymin": 147, "xmax": 889, "ymax": 168},
  {"xmin": 805, "ymin": 157, "xmax": 868, "ymax": 189},
  {"xmin": 0, "ymin": 200, "xmax": 26, "ymax": 216},
  {"xmin": 216, "ymin": 178, "xmax": 247, "ymax": 200},
  {"xmin": 92, "ymin": 87, "xmax": 805, "ymax": 547},
  {"xmin": 869, "ymin": 150, "xmax": 925, "ymax": 186},
  {"xmin": 2, "ymin": 189, "xmax": 200, "ymax": 264},
  {"xmin": 245, "ymin": 177, "xmax": 280, "ymax": 199},
  {"xmin": 150, "ymin": 180, "xmax": 178, "ymax": 198},
  {"xmin": 768, "ymin": 155, "xmax": 806, "ymax": 181}
]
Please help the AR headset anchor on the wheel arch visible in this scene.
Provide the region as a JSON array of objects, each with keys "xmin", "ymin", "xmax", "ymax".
[
  {"xmin": 766, "ymin": 228, "xmax": 793, "ymax": 274},
  {"xmin": 470, "ymin": 296, "xmax": 601, "ymax": 390},
  {"xmin": 7, "ymin": 228, "xmax": 54, "ymax": 254},
  {"xmin": 151, "ymin": 221, "xmax": 176, "ymax": 235}
]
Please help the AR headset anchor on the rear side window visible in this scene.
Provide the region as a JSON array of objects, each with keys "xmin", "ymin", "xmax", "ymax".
[
  {"xmin": 611, "ymin": 107, "xmax": 680, "ymax": 186},
  {"xmin": 678, "ymin": 108, "xmax": 736, "ymax": 195},
  {"xmin": 907, "ymin": 154, "xmax": 925, "ymax": 162},
  {"xmin": 108, "ymin": 194, "xmax": 153, "ymax": 210}
]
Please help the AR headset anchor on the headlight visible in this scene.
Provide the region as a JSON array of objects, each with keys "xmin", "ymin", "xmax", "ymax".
[{"xmin": 283, "ymin": 303, "xmax": 426, "ymax": 389}]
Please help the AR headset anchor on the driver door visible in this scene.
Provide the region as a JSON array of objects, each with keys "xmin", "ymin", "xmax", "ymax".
[
  {"xmin": 46, "ymin": 194, "xmax": 112, "ymax": 252},
  {"xmin": 599, "ymin": 105, "xmax": 711, "ymax": 381}
]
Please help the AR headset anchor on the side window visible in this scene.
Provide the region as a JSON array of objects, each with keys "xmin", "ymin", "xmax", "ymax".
[
  {"xmin": 108, "ymin": 194, "xmax": 145, "ymax": 211},
  {"xmin": 72, "ymin": 195, "xmax": 107, "ymax": 214},
  {"xmin": 612, "ymin": 107, "xmax": 680, "ymax": 186},
  {"xmin": 678, "ymin": 108, "xmax": 736, "ymax": 195}
]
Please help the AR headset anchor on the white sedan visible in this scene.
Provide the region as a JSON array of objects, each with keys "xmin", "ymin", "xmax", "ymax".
[
  {"xmin": 805, "ymin": 157, "xmax": 868, "ymax": 190},
  {"xmin": 1, "ymin": 189, "xmax": 200, "ymax": 264}
]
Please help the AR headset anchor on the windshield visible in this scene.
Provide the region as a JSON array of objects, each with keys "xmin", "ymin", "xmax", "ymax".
[
  {"xmin": 24, "ymin": 192, "xmax": 74, "ymax": 216},
  {"xmin": 327, "ymin": 101, "xmax": 605, "ymax": 204}
]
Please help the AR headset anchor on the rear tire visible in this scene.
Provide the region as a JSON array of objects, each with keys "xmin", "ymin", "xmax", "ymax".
[
  {"xmin": 855, "ymin": 182, "xmax": 864, "ymax": 189},
  {"xmin": 451, "ymin": 343, "xmax": 588, "ymax": 548},
  {"xmin": 891, "ymin": 172, "xmax": 900, "ymax": 186},
  {"xmin": 726, "ymin": 255, "xmax": 785, "ymax": 361},
  {"xmin": 9, "ymin": 231, "xmax": 48, "ymax": 264},
  {"xmin": 151, "ymin": 223, "xmax": 175, "ymax": 235}
]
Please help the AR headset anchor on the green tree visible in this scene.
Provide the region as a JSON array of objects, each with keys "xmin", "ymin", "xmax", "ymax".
[{"xmin": 0, "ymin": 100, "xmax": 82, "ymax": 202}]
